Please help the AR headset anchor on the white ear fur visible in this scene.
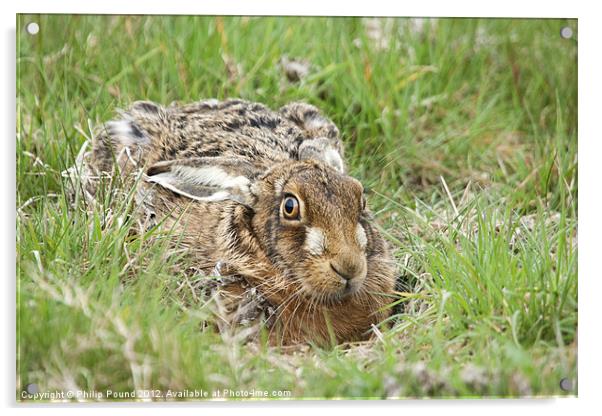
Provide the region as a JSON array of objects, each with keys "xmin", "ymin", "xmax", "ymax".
[
  {"xmin": 145, "ymin": 158, "xmax": 257, "ymax": 204},
  {"xmin": 106, "ymin": 117, "xmax": 151, "ymax": 147},
  {"xmin": 298, "ymin": 137, "xmax": 345, "ymax": 173},
  {"xmin": 146, "ymin": 173, "xmax": 236, "ymax": 202},
  {"xmin": 169, "ymin": 165, "xmax": 250, "ymax": 189}
]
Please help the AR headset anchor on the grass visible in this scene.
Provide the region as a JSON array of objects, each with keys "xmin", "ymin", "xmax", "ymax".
[{"xmin": 16, "ymin": 15, "xmax": 577, "ymax": 399}]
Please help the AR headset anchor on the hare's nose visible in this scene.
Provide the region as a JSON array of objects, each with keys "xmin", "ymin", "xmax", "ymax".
[
  {"xmin": 330, "ymin": 254, "xmax": 366, "ymax": 282},
  {"xmin": 330, "ymin": 263, "xmax": 353, "ymax": 281}
]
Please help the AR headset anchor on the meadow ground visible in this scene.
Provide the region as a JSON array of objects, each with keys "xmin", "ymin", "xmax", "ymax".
[{"xmin": 16, "ymin": 15, "xmax": 577, "ymax": 399}]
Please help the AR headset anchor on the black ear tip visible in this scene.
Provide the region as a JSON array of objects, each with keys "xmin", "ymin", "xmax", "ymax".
[
  {"xmin": 132, "ymin": 101, "xmax": 161, "ymax": 115},
  {"xmin": 146, "ymin": 164, "xmax": 170, "ymax": 176}
]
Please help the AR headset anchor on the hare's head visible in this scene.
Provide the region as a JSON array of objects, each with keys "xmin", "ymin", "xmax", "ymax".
[
  {"xmin": 249, "ymin": 160, "xmax": 375, "ymax": 303},
  {"xmin": 145, "ymin": 157, "xmax": 393, "ymax": 306}
]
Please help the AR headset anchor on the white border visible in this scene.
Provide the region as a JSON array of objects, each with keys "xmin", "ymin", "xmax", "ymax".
[
  {"xmin": 8, "ymin": 0, "xmax": 581, "ymax": 17},
  {"xmin": 3, "ymin": 1, "xmax": 600, "ymax": 415}
]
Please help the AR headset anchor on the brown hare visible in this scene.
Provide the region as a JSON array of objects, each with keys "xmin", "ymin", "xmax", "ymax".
[{"xmin": 87, "ymin": 99, "xmax": 396, "ymax": 346}]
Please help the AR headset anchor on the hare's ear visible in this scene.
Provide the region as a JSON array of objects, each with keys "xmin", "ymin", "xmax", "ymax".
[
  {"xmin": 298, "ymin": 137, "xmax": 345, "ymax": 173},
  {"xmin": 279, "ymin": 102, "xmax": 345, "ymax": 173},
  {"xmin": 145, "ymin": 157, "xmax": 260, "ymax": 205},
  {"xmin": 279, "ymin": 102, "xmax": 340, "ymax": 139}
]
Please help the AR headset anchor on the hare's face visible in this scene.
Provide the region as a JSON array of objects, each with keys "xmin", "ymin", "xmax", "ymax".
[{"xmin": 252, "ymin": 161, "xmax": 373, "ymax": 303}]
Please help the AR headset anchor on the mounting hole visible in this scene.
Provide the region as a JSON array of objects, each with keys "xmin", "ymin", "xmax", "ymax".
[
  {"xmin": 560, "ymin": 26, "xmax": 573, "ymax": 39},
  {"xmin": 559, "ymin": 377, "xmax": 573, "ymax": 391},
  {"xmin": 26, "ymin": 383, "xmax": 39, "ymax": 394},
  {"xmin": 26, "ymin": 22, "xmax": 40, "ymax": 35}
]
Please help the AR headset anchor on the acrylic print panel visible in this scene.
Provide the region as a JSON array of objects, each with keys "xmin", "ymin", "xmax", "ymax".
[{"xmin": 16, "ymin": 14, "xmax": 577, "ymax": 401}]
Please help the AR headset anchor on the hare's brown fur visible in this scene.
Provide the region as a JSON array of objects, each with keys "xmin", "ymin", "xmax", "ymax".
[{"xmin": 89, "ymin": 98, "xmax": 395, "ymax": 345}]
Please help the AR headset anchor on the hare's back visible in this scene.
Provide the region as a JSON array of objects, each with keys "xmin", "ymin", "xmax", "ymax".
[
  {"xmin": 91, "ymin": 98, "xmax": 345, "ymax": 178},
  {"xmin": 140, "ymin": 99, "xmax": 305, "ymax": 167}
]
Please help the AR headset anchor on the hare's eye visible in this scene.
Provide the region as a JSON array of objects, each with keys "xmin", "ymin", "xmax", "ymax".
[{"xmin": 281, "ymin": 195, "xmax": 300, "ymax": 220}]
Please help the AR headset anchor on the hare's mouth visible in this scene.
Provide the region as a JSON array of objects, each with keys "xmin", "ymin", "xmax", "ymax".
[
  {"xmin": 295, "ymin": 261, "xmax": 366, "ymax": 305},
  {"xmin": 302, "ymin": 277, "xmax": 362, "ymax": 306}
]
